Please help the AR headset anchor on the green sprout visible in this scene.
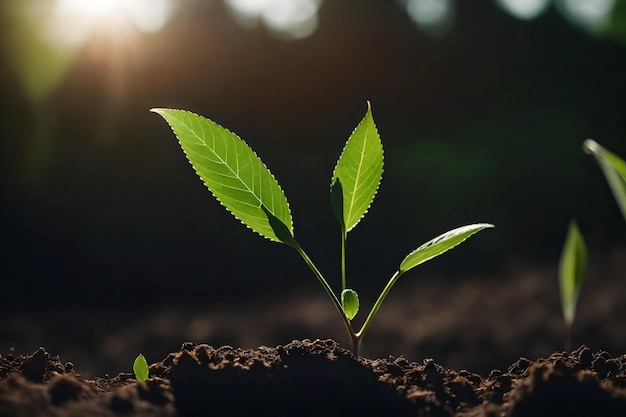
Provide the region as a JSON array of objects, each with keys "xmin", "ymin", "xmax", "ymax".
[
  {"xmin": 558, "ymin": 219, "xmax": 587, "ymax": 351},
  {"xmin": 583, "ymin": 139, "xmax": 626, "ymax": 222},
  {"xmin": 133, "ymin": 353, "xmax": 149, "ymax": 381},
  {"xmin": 152, "ymin": 102, "xmax": 493, "ymax": 356}
]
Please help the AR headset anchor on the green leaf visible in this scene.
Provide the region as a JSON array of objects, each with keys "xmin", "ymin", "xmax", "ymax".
[
  {"xmin": 152, "ymin": 109, "xmax": 293, "ymax": 243},
  {"xmin": 133, "ymin": 354, "xmax": 149, "ymax": 381},
  {"xmin": 331, "ymin": 101, "xmax": 383, "ymax": 233},
  {"xmin": 584, "ymin": 139, "xmax": 626, "ymax": 222},
  {"xmin": 559, "ymin": 219, "xmax": 587, "ymax": 327},
  {"xmin": 399, "ymin": 223, "xmax": 494, "ymax": 273},
  {"xmin": 341, "ymin": 289, "xmax": 359, "ymax": 320}
]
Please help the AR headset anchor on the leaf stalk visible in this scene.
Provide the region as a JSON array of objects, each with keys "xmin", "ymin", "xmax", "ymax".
[
  {"xmin": 292, "ymin": 244, "xmax": 356, "ymax": 344},
  {"xmin": 341, "ymin": 228, "xmax": 347, "ymax": 291},
  {"xmin": 357, "ymin": 270, "xmax": 403, "ymax": 338}
]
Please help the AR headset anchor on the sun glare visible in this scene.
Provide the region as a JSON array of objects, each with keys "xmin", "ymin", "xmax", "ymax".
[
  {"xmin": 46, "ymin": 0, "xmax": 177, "ymax": 49},
  {"xmin": 58, "ymin": 0, "xmax": 124, "ymax": 20}
]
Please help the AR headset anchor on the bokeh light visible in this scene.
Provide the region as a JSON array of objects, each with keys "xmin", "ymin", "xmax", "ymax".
[
  {"xmin": 496, "ymin": 0, "xmax": 550, "ymax": 20},
  {"xmin": 403, "ymin": 0, "xmax": 455, "ymax": 37},
  {"xmin": 224, "ymin": 0, "xmax": 323, "ymax": 40},
  {"xmin": 555, "ymin": 0, "xmax": 615, "ymax": 31}
]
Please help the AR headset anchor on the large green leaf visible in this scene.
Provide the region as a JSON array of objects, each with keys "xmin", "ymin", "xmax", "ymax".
[
  {"xmin": 399, "ymin": 223, "xmax": 494, "ymax": 273},
  {"xmin": 331, "ymin": 102, "xmax": 383, "ymax": 232},
  {"xmin": 152, "ymin": 109, "xmax": 293, "ymax": 243},
  {"xmin": 584, "ymin": 139, "xmax": 626, "ymax": 222},
  {"xmin": 558, "ymin": 219, "xmax": 587, "ymax": 326}
]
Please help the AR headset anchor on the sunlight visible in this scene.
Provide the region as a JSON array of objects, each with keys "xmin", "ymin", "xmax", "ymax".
[
  {"xmin": 58, "ymin": 0, "xmax": 124, "ymax": 20},
  {"xmin": 46, "ymin": 0, "xmax": 177, "ymax": 49},
  {"xmin": 496, "ymin": 0, "xmax": 550, "ymax": 20}
]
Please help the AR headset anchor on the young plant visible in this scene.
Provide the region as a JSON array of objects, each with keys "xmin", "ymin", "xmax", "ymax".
[
  {"xmin": 583, "ymin": 139, "xmax": 626, "ymax": 222},
  {"xmin": 558, "ymin": 219, "xmax": 587, "ymax": 351},
  {"xmin": 152, "ymin": 102, "xmax": 493, "ymax": 356},
  {"xmin": 133, "ymin": 353, "xmax": 149, "ymax": 381}
]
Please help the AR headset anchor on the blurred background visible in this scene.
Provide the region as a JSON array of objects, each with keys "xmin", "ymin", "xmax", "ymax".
[{"xmin": 1, "ymin": 0, "xmax": 625, "ymax": 377}]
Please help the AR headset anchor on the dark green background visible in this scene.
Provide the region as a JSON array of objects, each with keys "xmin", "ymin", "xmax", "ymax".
[{"xmin": 1, "ymin": 1, "xmax": 625, "ymax": 311}]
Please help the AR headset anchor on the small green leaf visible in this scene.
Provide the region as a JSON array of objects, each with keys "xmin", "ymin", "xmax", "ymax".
[
  {"xmin": 341, "ymin": 289, "xmax": 359, "ymax": 320},
  {"xmin": 559, "ymin": 220, "xmax": 587, "ymax": 327},
  {"xmin": 152, "ymin": 109, "xmax": 293, "ymax": 243},
  {"xmin": 584, "ymin": 139, "xmax": 626, "ymax": 222},
  {"xmin": 133, "ymin": 354, "xmax": 149, "ymax": 382},
  {"xmin": 399, "ymin": 224, "xmax": 494, "ymax": 273},
  {"xmin": 331, "ymin": 101, "xmax": 383, "ymax": 233}
]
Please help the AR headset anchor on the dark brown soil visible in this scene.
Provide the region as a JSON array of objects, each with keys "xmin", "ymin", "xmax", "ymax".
[{"xmin": 2, "ymin": 341, "xmax": 626, "ymax": 416}]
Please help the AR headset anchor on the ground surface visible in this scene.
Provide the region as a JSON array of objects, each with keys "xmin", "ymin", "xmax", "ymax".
[
  {"xmin": 2, "ymin": 341, "xmax": 626, "ymax": 416},
  {"xmin": 1, "ymin": 249, "xmax": 625, "ymax": 415}
]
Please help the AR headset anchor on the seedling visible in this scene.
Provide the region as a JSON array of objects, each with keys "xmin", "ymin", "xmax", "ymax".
[
  {"xmin": 133, "ymin": 353, "xmax": 149, "ymax": 381},
  {"xmin": 557, "ymin": 140, "xmax": 625, "ymax": 351},
  {"xmin": 558, "ymin": 219, "xmax": 587, "ymax": 351},
  {"xmin": 583, "ymin": 139, "xmax": 626, "ymax": 222},
  {"xmin": 152, "ymin": 103, "xmax": 493, "ymax": 356}
]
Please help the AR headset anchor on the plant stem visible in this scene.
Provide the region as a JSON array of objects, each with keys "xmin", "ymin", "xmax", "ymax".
[
  {"xmin": 292, "ymin": 244, "xmax": 356, "ymax": 345},
  {"xmin": 341, "ymin": 228, "xmax": 347, "ymax": 291},
  {"xmin": 351, "ymin": 333, "xmax": 362, "ymax": 357},
  {"xmin": 357, "ymin": 270, "xmax": 403, "ymax": 338}
]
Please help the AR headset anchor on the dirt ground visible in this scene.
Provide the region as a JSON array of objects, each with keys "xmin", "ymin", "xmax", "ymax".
[
  {"xmin": 2, "ymin": 341, "xmax": 626, "ymax": 416},
  {"xmin": 1, "ymin": 248, "xmax": 625, "ymax": 416}
]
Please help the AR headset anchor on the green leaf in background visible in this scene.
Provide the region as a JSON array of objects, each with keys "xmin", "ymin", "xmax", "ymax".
[
  {"xmin": 583, "ymin": 139, "xmax": 626, "ymax": 222},
  {"xmin": 399, "ymin": 223, "xmax": 494, "ymax": 273},
  {"xmin": 152, "ymin": 109, "xmax": 293, "ymax": 243},
  {"xmin": 133, "ymin": 354, "xmax": 149, "ymax": 382},
  {"xmin": 341, "ymin": 289, "xmax": 359, "ymax": 320},
  {"xmin": 331, "ymin": 102, "xmax": 383, "ymax": 233},
  {"xmin": 558, "ymin": 219, "xmax": 587, "ymax": 327}
]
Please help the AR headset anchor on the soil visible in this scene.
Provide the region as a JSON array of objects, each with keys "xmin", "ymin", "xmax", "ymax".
[
  {"xmin": 2, "ymin": 249, "xmax": 625, "ymax": 416},
  {"xmin": 2, "ymin": 341, "xmax": 626, "ymax": 416}
]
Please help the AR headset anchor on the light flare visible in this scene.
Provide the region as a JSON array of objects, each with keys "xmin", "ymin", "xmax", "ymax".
[{"xmin": 45, "ymin": 0, "xmax": 177, "ymax": 49}]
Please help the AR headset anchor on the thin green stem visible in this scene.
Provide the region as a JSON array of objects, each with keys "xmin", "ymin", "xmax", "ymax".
[
  {"xmin": 341, "ymin": 228, "xmax": 347, "ymax": 291},
  {"xmin": 357, "ymin": 270, "xmax": 403, "ymax": 338},
  {"xmin": 292, "ymin": 243, "xmax": 355, "ymax": 343}
]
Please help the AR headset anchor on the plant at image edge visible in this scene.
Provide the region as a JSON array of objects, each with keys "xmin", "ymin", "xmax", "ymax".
[
  {"xmin": 133, "ymin": 353, "xmax": 149, "ymax": 381},
  {"xmin": 558, "ymin": 219, "xmax": 587, "ymax": 351},
  {"xmin": 583, "ymin": 139, "xmax": 626, "ymax": 223},
  {"xmin": 152, "ymin": 103, "xmax": 493, "ymax": 356}
]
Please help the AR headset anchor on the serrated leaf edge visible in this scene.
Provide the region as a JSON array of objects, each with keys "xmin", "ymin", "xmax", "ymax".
[
  {"xmin": 152, "ymin": 108, "xmax": 293, "ymax": 242},
  {"xmin": 330, "ymin": 102, "xmax": 384, "ymax": 233}
]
